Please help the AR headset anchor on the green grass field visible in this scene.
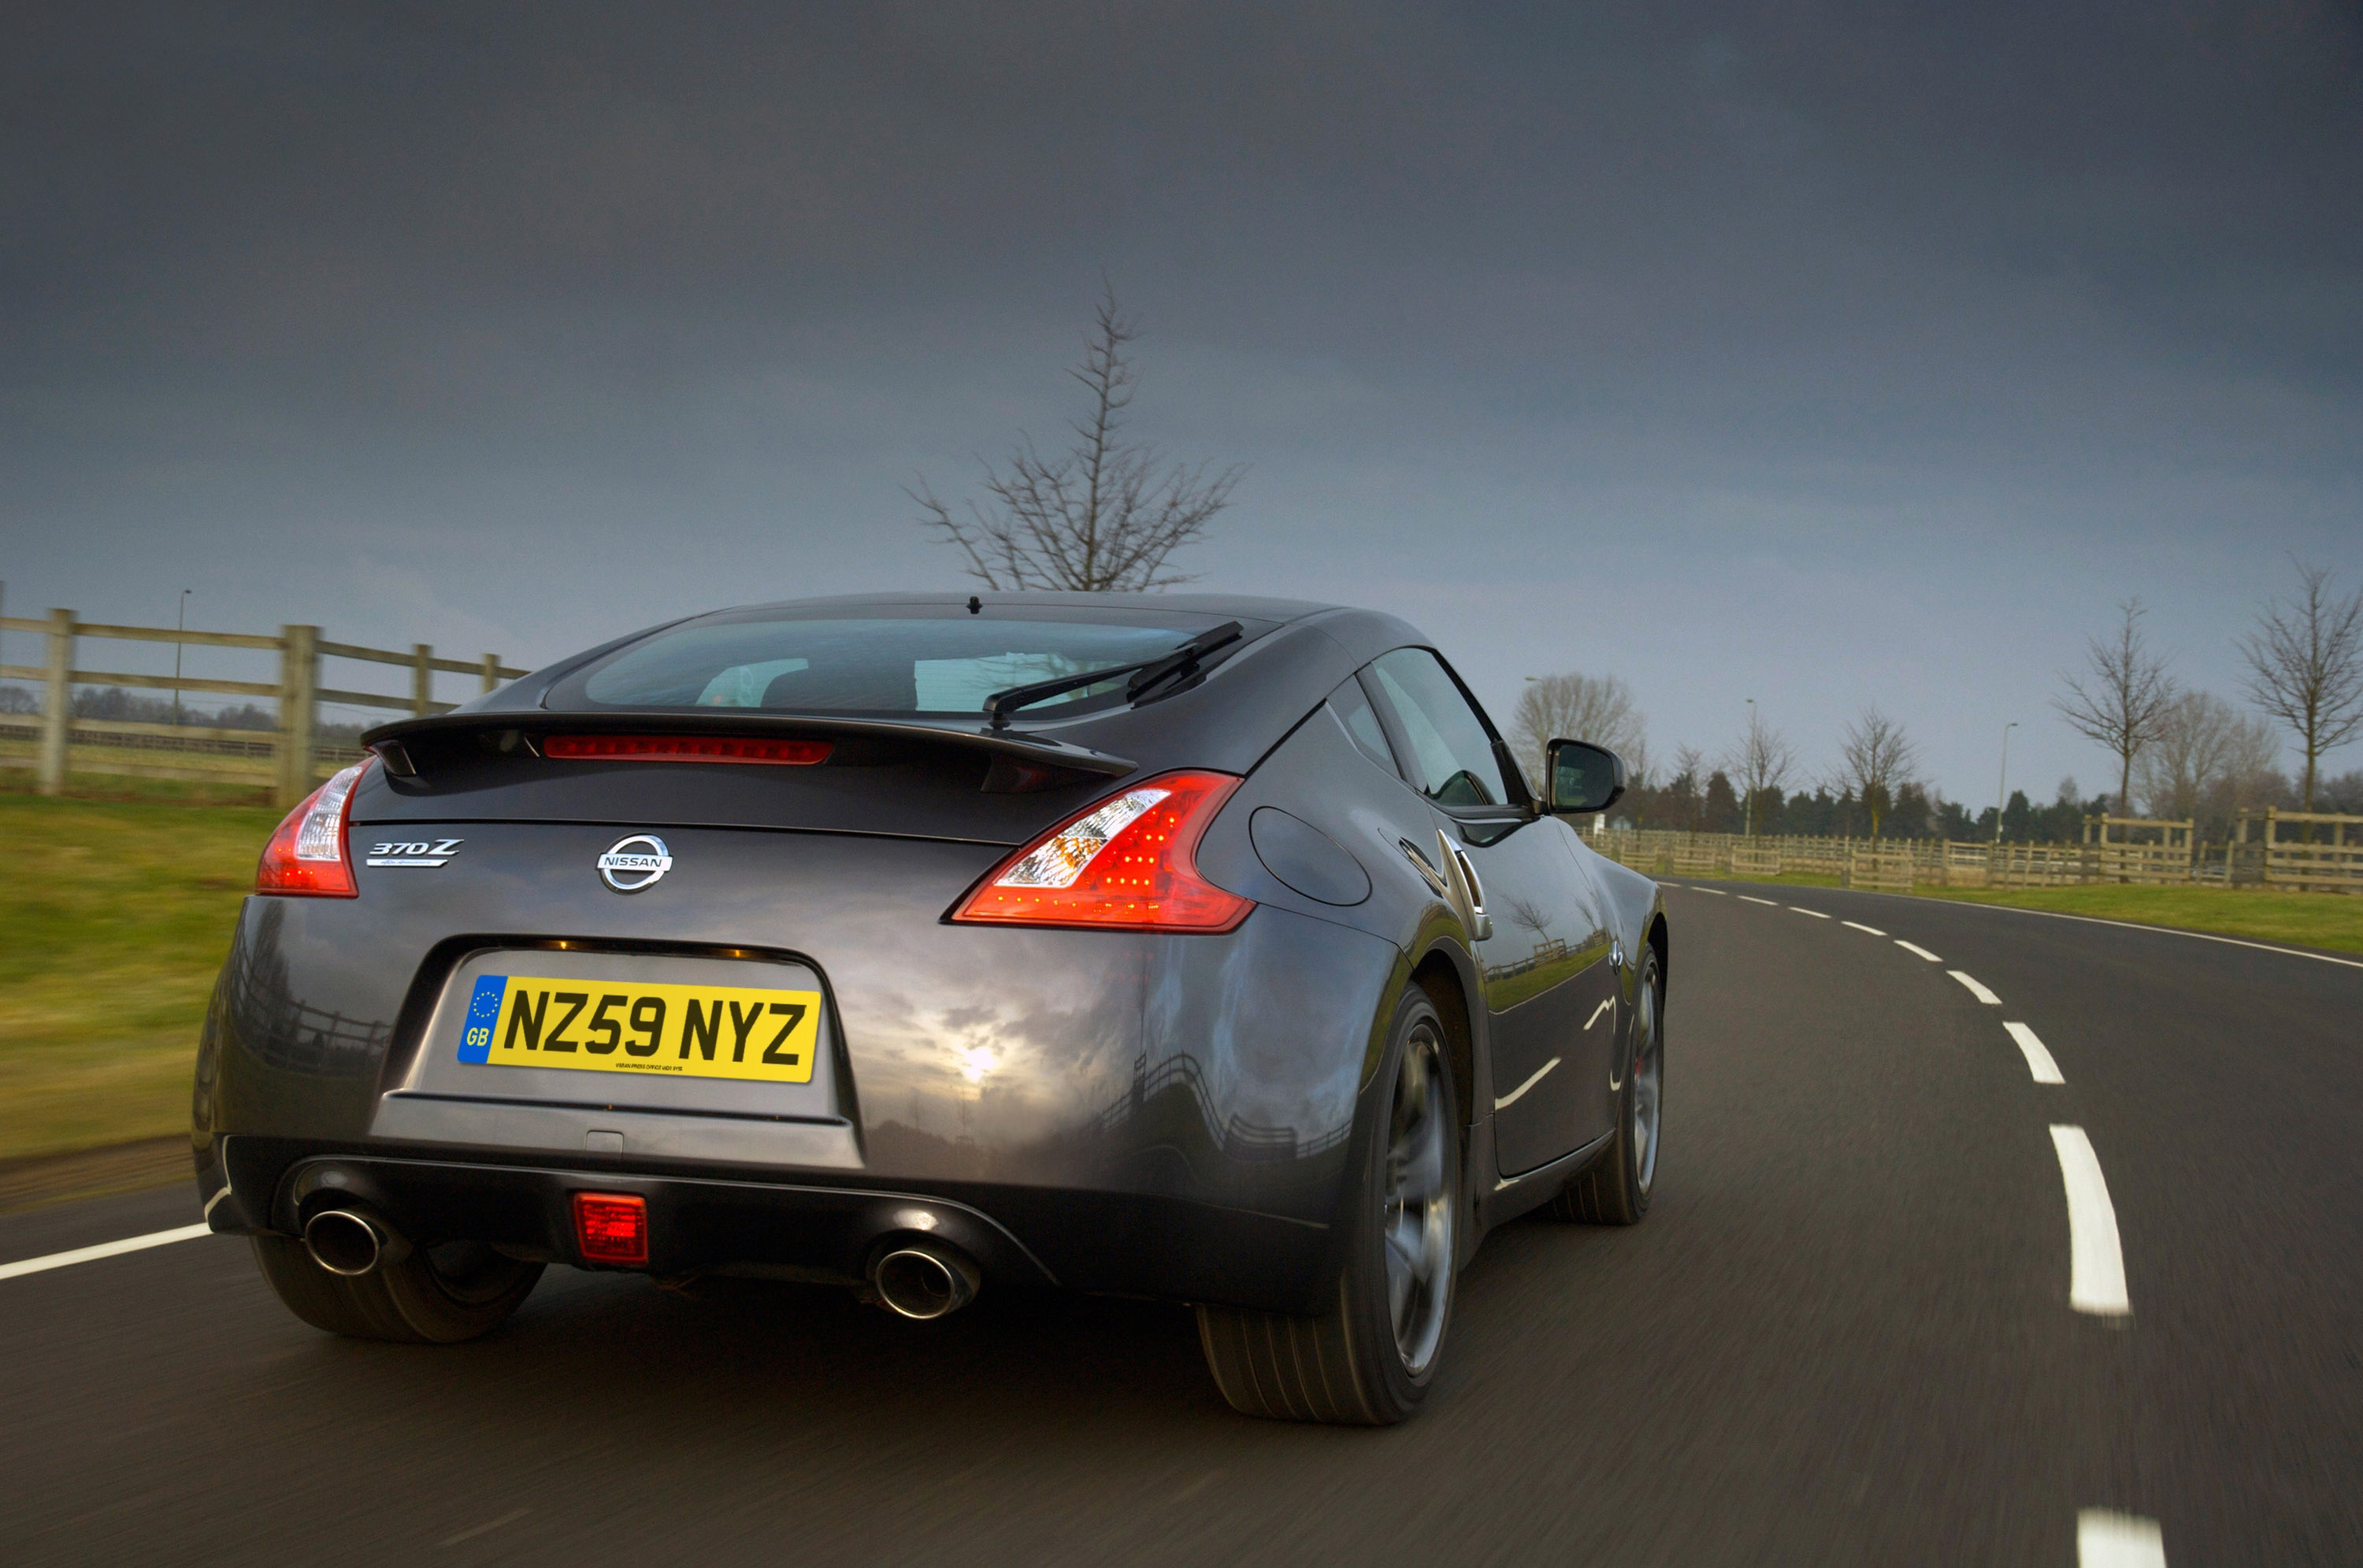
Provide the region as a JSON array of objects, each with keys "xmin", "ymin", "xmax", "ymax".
[
  {"xmin": 0, "ymin": 790, "xmax": 278, "ymax": 1159},
  {"xmin": 1671, "ymin": 863, "xmax": 2363, "ymax": 953},
  {"xmin": 1914, "ymin": 883, "xmax": 2363, "ymax": 954}
]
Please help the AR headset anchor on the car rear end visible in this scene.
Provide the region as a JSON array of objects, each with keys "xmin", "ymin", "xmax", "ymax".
[{"xmin": 195, "ymin": 596, "xmax": 1396, "ymax": 1319}]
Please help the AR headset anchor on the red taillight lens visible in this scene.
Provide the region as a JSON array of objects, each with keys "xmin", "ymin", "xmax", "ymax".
[
  {"xmin": 543, "ymin": 734, "xmax": 833, "ymax": 765},
  {"xmin": 254, "ymin": 758, "xmax": 369, "ymax": 897},
  {"xmin": 573, "ymin": 1192, "xmax": 648, "ymax": 1265},
  {"xmin": 950, "ymin": 769, "xmax": 1253, "ymax": 932}
]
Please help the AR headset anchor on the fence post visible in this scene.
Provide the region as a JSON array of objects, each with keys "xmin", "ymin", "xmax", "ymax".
[
  {"xmin": 412, "ymin": 643, "xmax": 434, "ymax": 717},
  {"xmin": 277, "ymin": 625, "xmax": 320, "ymax": 809},
  {"xmin": 480, "ymin": 653, "xmax": 499, "ymax": 696},
  {"xmin": 37, "ymin": 607, "xmax": 72, "ymax": 795}
]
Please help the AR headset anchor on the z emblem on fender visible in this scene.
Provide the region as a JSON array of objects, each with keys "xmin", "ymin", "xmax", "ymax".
[{"xmin": 365, "ymin": 838, "xmax": 463, "ymax": 868}]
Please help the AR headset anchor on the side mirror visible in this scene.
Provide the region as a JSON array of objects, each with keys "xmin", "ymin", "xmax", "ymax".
[{"xmin": 1545, "ymin": 739, "xmax": 1626, "ymax": 816}]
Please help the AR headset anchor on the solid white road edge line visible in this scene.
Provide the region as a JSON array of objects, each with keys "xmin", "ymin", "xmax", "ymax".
[
  {"xmin": 1789, "ymin": 906, "xmax": 1830, "ymax": 918},
  {"xmin": 0, "ymin": 1223, "xmax": 216, "ymax": 1283},
  {"xmin": 2077, "ymin": 1508, "xmax": 2166, "ymax": 1566},
  {"xmin": 1895, "ymin": 940, "xmax": 1943, "ymax": 962},
  {"xmin": 1949, "ymin": 969, "xmax": 2003, "ymax": 1005},
  {"xmin": 1494, "ymin": 1057, "xmax": 1560, "ymax": 1110},
  {"xmin": 1739, "ymin": 895, "xmax": 1779, "ymax": 906},
  {"xmin": 1842, "ymin": 921, "xmax": 1887, "ymax": 936},
  {"xmin": 2050, "ymin": 1126, "xmax": 2131, "ymax": 1317},
  {"xmin": 2005, "ymin": 1021, "xmax": 2066, "ymax": 1084},
  {"xmin": 1927, "ymin": 899, "xmax": 2363, "ymax": 973}
]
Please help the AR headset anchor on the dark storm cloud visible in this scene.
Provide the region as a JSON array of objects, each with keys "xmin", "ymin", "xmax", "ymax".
[{"xmin": 4, "ymin": 2, "xmax": 2360, "ymax": 795}]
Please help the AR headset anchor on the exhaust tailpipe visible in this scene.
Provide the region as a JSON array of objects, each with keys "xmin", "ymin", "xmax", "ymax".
[
  {"xmin": 303, "ymin": 1207, "xmax": 407, "ymax": 1277},
  {"xmin": 870, "ymin": 1241, "xmax": 980, "ymax": 1321}
]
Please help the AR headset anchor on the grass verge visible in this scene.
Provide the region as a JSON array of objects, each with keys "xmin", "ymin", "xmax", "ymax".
[
  {"xmin": 1661, "ymin": 862, "xmax": 2363, "ymax": 955},
  {"xmin": 0, "ymin": 791, "xmax": 276, "ymax": 1161},
  {"xmin": 1912, "ymin": 883, "xmax": 2363, "ymax": 955}
]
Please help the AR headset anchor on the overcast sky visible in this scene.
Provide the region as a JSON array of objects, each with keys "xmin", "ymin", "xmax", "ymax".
[{"xmin": 6, "ymin": 2, "xmax": 2359, "ymax": 803}]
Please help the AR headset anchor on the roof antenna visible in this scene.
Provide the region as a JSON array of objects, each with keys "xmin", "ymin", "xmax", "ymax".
[{"xmin": 966, "ymin": 595, "xmax": 981, "ymax": 615}]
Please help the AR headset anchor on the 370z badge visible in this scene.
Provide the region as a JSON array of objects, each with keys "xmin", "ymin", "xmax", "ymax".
[
  {"xmin": 598, "ymin": 834, "xmax": 673, "ymax": 893},
  {"xmin": 365, "ymin": 838, "xmax": 462, "ymax": 868}
]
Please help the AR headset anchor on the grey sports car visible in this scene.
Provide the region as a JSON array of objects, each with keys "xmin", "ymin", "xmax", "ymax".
[{"xmin": 195, "ymin": 592, "xmax": 1665, "ymax": 1425}]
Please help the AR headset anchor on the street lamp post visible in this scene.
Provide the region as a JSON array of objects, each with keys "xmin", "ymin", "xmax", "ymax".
[
  {"xmin": 1994, "ymin": 721, "xmax": 2018, "ymax": 844},
  {"xmin": 1743, "ymin": 698, "xmax": 1756, "ymax": 837},
  {"xmin": 172, "ymin": 589, "xmax": 192, "ymax": 726}
]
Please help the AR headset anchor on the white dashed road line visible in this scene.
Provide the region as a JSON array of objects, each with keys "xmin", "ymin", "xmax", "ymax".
[
  {"xmin": 1895, "ymin": 940, "xmax": 1943, "ymax": 962},
  {"xmin": 2077, "ymin": 1508, "xmax": 2166, "ymax": 1566},
  {"xmin": 0, "ymin": 1224, "xmax": 215, "ymax": 1283},
  {"xmin": 1789, "ymin": 906, "xmax": 1829, "ymax": 918},
  {"xmin": 1842, "ymin": 921, "xmax": 1886, "ymax": 936},
  {"xmin": 1690, "ymin": 886, "xmax": 1727, "ymax": 895},
  {"xmin": 1949, "ymin": 970, "xmax": 2002, "ymax": 1005},
  {"xmin": 1738, "ymin": 895, "xmax": 1780, "ymax": 906},
  {"xmin": 2005, "ymin": 1022, "xmax": 2065, "ymax": 1084},
  {"xmin": 2050, "ymin": 1126, "xmax": 2131, "ymax": 1318}
]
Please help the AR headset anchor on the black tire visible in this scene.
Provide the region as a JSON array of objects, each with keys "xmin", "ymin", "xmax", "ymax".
[
  {"xmin": 1551, "ymin": 947, "xmax": 1662, "ymax": 1225},
  {"xmin": 254, "ymin": 1235, "xmax": 543, "ymax": 1344},
  {"xmin": 1196, "ymin": 987, "xmax": 1461, "ymax": 1425}
]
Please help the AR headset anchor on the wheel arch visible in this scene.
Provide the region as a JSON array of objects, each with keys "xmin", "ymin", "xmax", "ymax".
[{"xmin": 1408, "ymin": 947, "xmax": 1476, "ymax": 1142}]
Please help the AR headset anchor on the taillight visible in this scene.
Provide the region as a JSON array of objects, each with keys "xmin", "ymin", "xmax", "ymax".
[
  {"xmin": 950, "ymin": 769, "xmax": 1252, "ymax": 932},
  {"xmin": 255, "ymin": 759, "xmax": 369, "ymax": 897},
  {"xmin": 542, "ymin": 734, "xmax": 832, "ymax": 765}
]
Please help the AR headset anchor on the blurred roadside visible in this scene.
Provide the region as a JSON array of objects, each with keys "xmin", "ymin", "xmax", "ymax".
[{"xmin": 2, "ymin": 781, "xmax": 2354, "ymax": 1204}]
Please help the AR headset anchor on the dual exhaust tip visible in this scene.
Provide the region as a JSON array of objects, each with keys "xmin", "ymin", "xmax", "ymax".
[
  {"xmin": 870, "ymin": 1241, "xmax": 980, "ymax": 1321},
  {"xmin": 304, "ymin": 1204, "xmax": 981, "ymax": 1319},
  {"xmin": 302, "ymin": 1207, "xmax": 406, "ymax": 1277}
]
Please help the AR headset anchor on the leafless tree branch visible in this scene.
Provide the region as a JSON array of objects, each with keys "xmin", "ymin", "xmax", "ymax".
[
  {"xmin": 1723, "ymin": 706, "xmax": 1797, "ymax": 835},
  {"xmin": 2237, "ymin": 559, "xmax": 2363, "ymax": 810},
  {"xmin": 2052, "ymin": 598, "xmax": 2177, "ymax": 814},
  {"xmin": 909, "ymin": 285, "xmax": 1244, "ymax": 592},
  {"xmin": 1834, "ymin": 706, "xmax": 1916, "ymax": 838}
]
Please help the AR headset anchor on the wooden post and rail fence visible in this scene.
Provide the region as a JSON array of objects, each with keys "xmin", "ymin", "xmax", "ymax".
[
  {"xmin": 1, "ymin": 610, "xmax": 526, "ymax": 807},
  {"xmin": 1596, "ymin": 814, "xmax": 2363, "ymax": 895},
  {"xmin": 6, "ymin": 608, "xmax": 2360, "ymax": 892}
]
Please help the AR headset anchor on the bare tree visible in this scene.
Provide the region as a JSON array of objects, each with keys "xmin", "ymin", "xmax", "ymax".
[
  {"xmin": 911, "ymin": 286, "xmax": 1244, "ymax": 591},
  {"xmin": 1835, "ymin": 707, "xmax": 1916, "ymax": 838},
  {"xmin": 2135, "ymin": 691, "xmax": 2240, "ymax": 821},
  {"xmin": 2237, "ymin": 560, "xmax": 2363, "ymax": 810},
  {"xmin": 1722, "ymin": 706, "xmax": 1797, "ymax": 836},
  {"xmin": 2053, "ymin": 599, "xmax": 2177, "ymax": 814},
  {"xmin": 1509, "ymin": 672, "xmax": 1645, "ymax": 792}
]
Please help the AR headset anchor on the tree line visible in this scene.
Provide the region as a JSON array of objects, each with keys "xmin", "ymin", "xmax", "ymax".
[{"xmin": 1512, "ymin": 562, "xmax": 2363, "ymax": 845}]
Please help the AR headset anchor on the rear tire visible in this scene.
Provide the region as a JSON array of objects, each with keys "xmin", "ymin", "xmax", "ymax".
[
  {"xmin": 1197, "ymin": 988, "xmax": 1460, "ymax": 1425},
  {"xmin": 1551, "ymin": 947, "xmax": 1662, "ymax": 1225},
  {"xmin": 254, "ymin": 1235, "xmax": 543, "ymax": 1344}
]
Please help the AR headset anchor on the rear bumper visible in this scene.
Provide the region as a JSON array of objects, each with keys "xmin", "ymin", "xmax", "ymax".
[
  {"xmin": 198, "ymin": 1134, "xmax": 1343, "ymax": 1313},
  {"xmin": 192, "ymin": 839, "xmax": 1404, "ymax": 1312}
]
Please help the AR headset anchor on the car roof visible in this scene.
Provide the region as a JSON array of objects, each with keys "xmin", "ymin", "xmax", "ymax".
[{"xmin": 725, "ymin": 591, "xmax": 1344, "ymax": 623}]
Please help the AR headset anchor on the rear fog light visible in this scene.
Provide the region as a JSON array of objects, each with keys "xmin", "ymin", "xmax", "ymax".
[{"xmin": 572, "ymin": 1192, "xmax": 649, "ymax": 1265}]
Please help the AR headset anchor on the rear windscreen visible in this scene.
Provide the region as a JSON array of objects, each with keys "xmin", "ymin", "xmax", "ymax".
[{"xmin": 573, "ymin": 613, "xmax": 1252, "ymax": 717}]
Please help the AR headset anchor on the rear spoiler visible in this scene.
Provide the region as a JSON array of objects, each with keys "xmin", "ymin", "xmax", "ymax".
[{"xmin": 360, "ymin": 709, "xmax": 1139, "ymax": 783}]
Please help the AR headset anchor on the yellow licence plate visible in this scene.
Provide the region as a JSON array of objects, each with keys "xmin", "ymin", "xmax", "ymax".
[{"xmin": 453, "ymin": 973, "xmax": 821, "ymax": 1083}]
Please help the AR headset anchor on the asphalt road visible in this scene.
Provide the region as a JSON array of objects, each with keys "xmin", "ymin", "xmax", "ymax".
[{"xmin": 5, "ymin": 884, "xmax": 2358, "ymax": 1565}]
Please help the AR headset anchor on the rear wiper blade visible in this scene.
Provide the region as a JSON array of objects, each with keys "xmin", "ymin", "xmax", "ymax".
[{"xmin": 981, "ymin": 621, "xmax": 1244, "ymax": 728}]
